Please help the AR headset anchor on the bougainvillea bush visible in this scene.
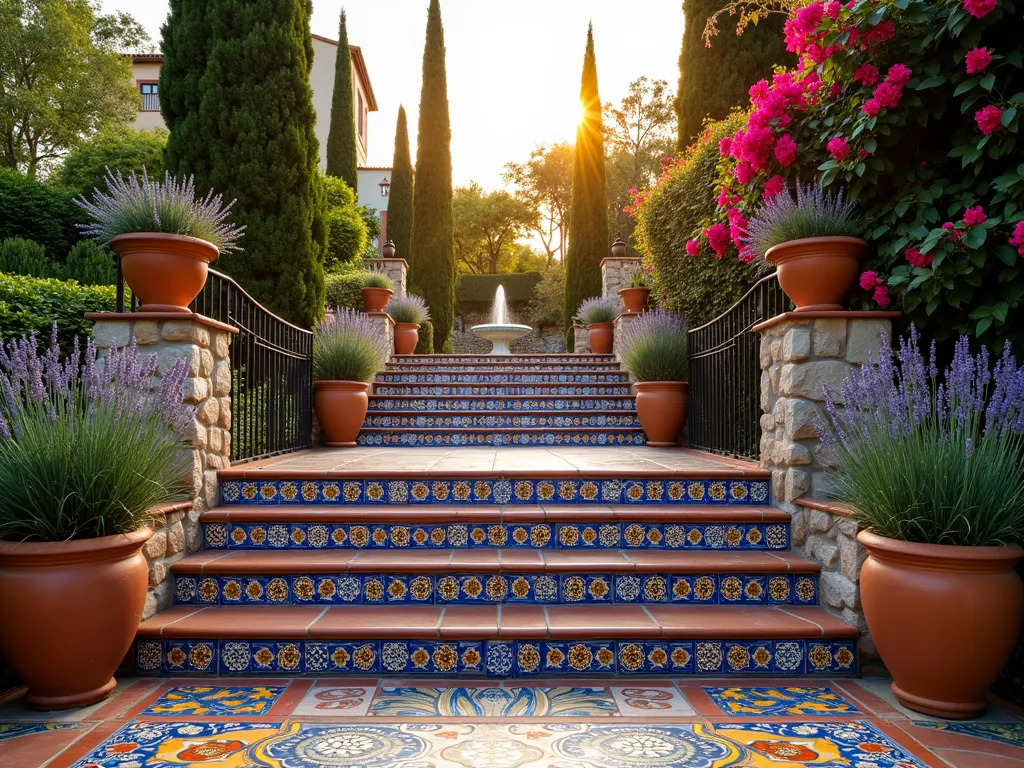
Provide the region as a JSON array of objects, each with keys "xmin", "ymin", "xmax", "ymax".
[{"xmin": 647, "ymin": 0, "xmax": 1023, "ymax": 348}]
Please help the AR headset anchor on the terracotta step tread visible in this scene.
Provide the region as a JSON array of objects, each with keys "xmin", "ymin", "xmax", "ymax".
[
  {"xmin": 378, "ymin": 369, "xmax": 626, "ymax": 374},
  {"xmin": 358, "ymin": 426, "xmax": 645, "ymax": 434},
  {"xmin": 218, "ymin": 468, "xmax": 770, "ymax": 480},
  {"xmin": 172, "ymin": 548, "xmax": 818, "ymax": 575},
  {"xmin": 368, "ymin": 394, "xmax": 637, "ymax": 400},
  {"xmin": 137, "ymin": 604, "xmax": 858, "ymax": 641},
  {"xmin": 203, "ymin": 505, "xmax": 790, "ymax": 523},
  {"xmin": 363, "ymin": 410, "xmax": 640, "ymax": 417}
]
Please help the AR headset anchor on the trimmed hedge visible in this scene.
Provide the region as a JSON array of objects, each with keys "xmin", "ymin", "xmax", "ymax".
[
  {"xmin": 0, "ymin": 238, "xmax": 53, "ymax": 278},
  {"xmin": 324, "ymin": 270, "xmax": 366, "ymax": 311},
  {"xmin": 415, "ymin": 320, "xmax": 434, "ymax": 354},
  {"xmin": 633, "ymin": 114, "xmax": 764, "ymax": 326},
  {"xmin": 0, "ymin": 273, "xmax": 116, "ymax": 348},
  {"xmin": 456, "ymin": 273, "xmax": 542, "ymax": 308},
  {"xmin": 0, "ymin": 170, "xmax": 82, "ymax": 260}
]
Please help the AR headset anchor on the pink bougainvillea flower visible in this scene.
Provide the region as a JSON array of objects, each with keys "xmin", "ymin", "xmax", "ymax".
[
  {"xmin": 764, "ymin": 175, "xmax": 786, "ymax": 199},
  {"xmin": 735, "ymin": 161, "xmax": 756, "ymax": 185},
  {"xmin": 962, "ymin": 0, "xmax": 997, "ymax": 17},
  {"xmin": 1010, "ymin": 221, "xmax": 1024, "ymax": 257},
  {"xmin": 719, "ymin": 136, "xmax": 732, "ymax": 156},
  {"xmin": 705, "ymin": 223, "xmax": 731, "ymax": 258},
  {"xmin": 963, "ymin": 206, "xmax": 987, "ymax": 227},
  {"xmin": 859, "ymin": 270, "xmax": 882, "ymax": 290},
  {"xmin": 717, "ymin": 188, "xmax": 730, "ymax": 207},
  {"xmin": 874, "ymin": 82, "xmax": 904, "ymax": 109},
  {"xmin": 774, "ymin": 134, "xmax": 798, "ymax": 166},
  {"xmin": 872, "ymin": 285, "xmax": 891, "ymax": 308},
  {"xmin": 829, "ymin": 82, "xmax": 842, "ymax": 99},
  {"xmin": 685, "ymin": 239, "xmax": 701, "ymax": 257},
  {"xmin": 904, "ymin": 247, "xmax": 933, "ymax": 268},
  {"xmin": 825, "ymin": 0, "xmax": 842, "ymax": 18},
  {"xmin": 853, "ymin": 64, "xmax": 879, "ymax": 86},
  {"xmin": 975, "ymin": 104, "xmax": 1004, "ymax": 135},
  {"xmin": 885, "ymin": 64, "xmax": 912, "ymax": 87},
  {"xmin": 965, "ymin": 47, "xmax": 993, "ymax": 74},
  {"xmin": 942, "ymin": 222, "xmax": 955, "ymax": 230},
  {"xmin": 862, "ymin": 98, "xmax": 882, "ymax": 116},
  {"xmin": 827, "ymin": 136, "xmax": 851, "ymax": 161}
]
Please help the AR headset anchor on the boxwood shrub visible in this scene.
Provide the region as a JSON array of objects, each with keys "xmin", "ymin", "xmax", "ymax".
[
  {"xmin": 0, "ymin": 170, "xmax": 82, "ymax": 260},
  {"xmin": 0, "ymin": 273, "xmax": 116, "ymax": 348}
]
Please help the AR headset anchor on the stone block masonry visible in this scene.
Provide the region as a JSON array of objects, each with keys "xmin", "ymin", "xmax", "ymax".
[
  {"xmin": 88, "ymin": 312, "xmax": 237, "ymax": 619},
  {"xmin": 601, "ymin": 256, "xmax": 642, "ymax": 314},
  {"xmin": 754, "ymin": 310, "xmax": 899, "ymax": 663},
  {"xmin": 370, "ymin": 257, "xmax": 407, "ymax": 299}
]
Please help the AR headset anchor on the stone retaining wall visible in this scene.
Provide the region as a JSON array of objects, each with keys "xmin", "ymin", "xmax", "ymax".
[{"xmin": 601, "ymin": 257, "xmax": 642, "ymax": 314}]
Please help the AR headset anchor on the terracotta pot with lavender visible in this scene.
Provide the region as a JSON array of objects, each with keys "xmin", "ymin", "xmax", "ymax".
[
  {"xmin": 0, "ymin": 336, "xmax": 194, "ymax": 708},
  {"xmin": 314, "ymin": 309, "xmax": 392, "ymax": 446},
  {"xmin": 618, "ymin": 310, "xmax": 689, "ymax": 447},
  {"xmin": 359, "ymin": 271, "xmax": 395, "ymax": 313},
  {"xmin": 819, "ymin": 329, "xmax": 1024, "ymax": 718},
  {"xmin": 576, "ymin": 297, "xmax": 617, "ymax": 356},
  {"xmin": 386, "ymin": 295, "xmax": 431, "ymax": 356},
  {"xmin": 76, "ymin": 169, "xmax": 245, "ymax": 312},
  {"xmin": 745, "ymin": 180, "xmax": 866, "ymax": 311},
  {"xmin": 618, "ymin": 269, "xmax": 652, "ymax": 313}
]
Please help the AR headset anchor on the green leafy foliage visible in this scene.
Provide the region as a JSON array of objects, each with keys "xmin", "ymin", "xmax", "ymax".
[
  {"xmin": 633, "ymin": 114, "xmax": 764, "ymax": 325},
  {"xmin": 0, "ymin": 238, "xmax": 53, "ymax": 278},
  {"xmin": 63, "ymin": 240, "xmax": 115, "ymax": 285},
  {"xmin": 675, "ymin": 0, "xmax": 792, "ymax": 149},
  {"xmin": 0, "ymin": 169, "xmax": 81, "ymax": 258},
  {"xmin": 0, "ymin": 273, "xmax": 115, "ymax": 348},
  {"xmin": 325, "ymin": 9, "xmax": 358, "ymax": 189},
  {"xmin": 526, "ymin": 264, "xmax": 565, "ymax": 328},
  {"xmin": 0, "ymin": 238, "xmax": 114, "ymax": 285},
  {"xmin": 161, "ymin": 0, "xmax": 327, "ymax": 328},
  {"xmin": 456, "ymin": 273, "xmax": 542, "ymax": 306},
  {"xmin": 324, "ymin": 268, "xmax": 365, "ymax": 311},
  {"xmin": 412, "ymin": 0, "xmax": 456, "ymax": 352},
  {"xmin": 415, "ymin": 320, "xmax": 434, "ymax": 353},
  {"xmin": 323, "ymin": 175, "xmax": 368, "ymax": 268},
  {"xmin": 564, "ymin": 24, "xmax": 610, "ymax": 344},
  {"xmin": 56, "ymin": 126, "xmax": 167, "ymax": 196},
  {"xmin": 388, "ymin": 106, "xmax": 414, "ymax": 262}
]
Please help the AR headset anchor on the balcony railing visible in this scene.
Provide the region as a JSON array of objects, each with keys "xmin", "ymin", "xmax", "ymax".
[{"xmin": 140, "ymin": 92, "xmax": 160, "ymax": 112}]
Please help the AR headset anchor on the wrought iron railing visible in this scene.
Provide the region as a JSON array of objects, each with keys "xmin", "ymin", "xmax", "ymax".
[
  {"xmin": 687, "ymin": 273, "xmax": 790, "ymax": 460},
  {"xmin": 190, "ymin": 270, "xmax": 313, "ymax": 463},
  {"xmin": 140, "ymin": 92, "xmax": 161, "ymax": 112}
]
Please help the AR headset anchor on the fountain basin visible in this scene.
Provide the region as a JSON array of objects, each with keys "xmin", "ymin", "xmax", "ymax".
[{"xmin": 471, "ymin": 323, "xmax": 532, "ymax": 355}]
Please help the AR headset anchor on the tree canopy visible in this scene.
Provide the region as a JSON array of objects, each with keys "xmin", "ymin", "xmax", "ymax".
[
  {"xmin": 56, "ymin": 126, "xmax": 167, "ymax": 196},
  {"xmin": 453, "ymin": 183, "xmax": 537, "ymax": 275},
  {"xmin": 504, "ymin": 142, "xmax": 573, "ymax": 268}
]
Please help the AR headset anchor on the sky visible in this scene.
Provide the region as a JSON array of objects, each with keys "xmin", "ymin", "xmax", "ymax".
[{"xmin": 101, "ymin": 0, "xmax": 685, "ymax": 191}]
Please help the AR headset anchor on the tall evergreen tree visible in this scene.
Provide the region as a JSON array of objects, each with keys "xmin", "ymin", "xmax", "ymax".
[
  {"xmin": 387, "ymin": 105, "xmax": 414, "ymax": 264},
  {"xmin": 564, "ymin": 24, "xmax": 609, "ymax": 345},
  {"xmin": 412, "ymin": 0, "xmax": 455, "ymax": 352},
  {"xmin": 161, "ymin": 0, "xmax": 327, "ymax": 328},
  {"xmin": 675, "ymin": 0, "xmax": 790, "ymax": 150},
  {"xmin": 325, "ymin": 8, "xmax": 358, "ymax": 189}
]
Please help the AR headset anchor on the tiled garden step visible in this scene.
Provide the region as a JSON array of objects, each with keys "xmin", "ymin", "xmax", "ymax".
[
  {"xmin": 385, "ymin": 362, "xmax": 624, "ymax": 371},
  {"xmin": 391, "ymin": 354, "xmax": 617, "ymax": 365},
  {"xmin": 375, "ymin": 371, "xmax": 631, "ymax": 384},
  {"xmin": 371, "ymin": 383, "xmax": 633, "ymax": 396},
  {"xmin": 366, "ymin": 395, "xmax": 638, "ymax": 412},
  {"xmin": 133, "ymin": 604, "xmax": 858, "ymax": 676},
  {"xmin": 362, "ymin": 412, "xmax": 641, "ymax": 429},
  {"xmin": 355, "ymin": 427, "xmax": 647, "ymax": 447}
]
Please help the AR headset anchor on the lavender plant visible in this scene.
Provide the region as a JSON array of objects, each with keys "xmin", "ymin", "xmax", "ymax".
[
  {"xmin": 818, "ymin": 328, "xmax": 1024, "ymax": 546},
  {"xmin": 359, "ymin": 271, "xmax": 394, "ymax": 290},
  {"xmin": 313, "ymin": 308, "xmax": 391, "ymax": 382},
  {"xmin": 386, "ymin": 295, "xmax": 430, "ymax": 325},
  {"xmin": 617, "ymin": 310, "xmax": 688, "ymax": 382},
  {"xmin": 0, "ymin": 330, "xmax": 192, "ymax": 542},
  {"xmin": 741, "ymin": 181, "xmax": 862, "ymax": 260},
  {"xmin": 575, "ymin": 297, "xmax": 616, "ymax": 326},
  {"xmin": 76, "ymin": 168, "xmax": 245, "ymax": 252}
]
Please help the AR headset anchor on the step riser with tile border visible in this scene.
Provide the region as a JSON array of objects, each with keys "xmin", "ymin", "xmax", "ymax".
[
  {"xmin": 391, "ymin": 355, "xmax": 617, "ymax": 365},
  {"xmin": 376, "ymin": 373, "xmax": 631, "ymax": 384},
  {"xmin": 363, "ymin": 413, "xmax": 641, "ymax": 428},
  {"xmin": 366, "ymin": 396, "xmax": 638, "ymax": 412},
  {"xmin": 372, "ymin": 384, "xmax": 633, "ymax": 396},
  {"xmin": 356, "ymin": 430, "xmax": 647, "ymax": 447}
]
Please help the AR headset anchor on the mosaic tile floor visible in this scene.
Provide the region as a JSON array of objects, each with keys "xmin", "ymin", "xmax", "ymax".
[{"xmin": 0, "ymin": 677, "xmax": 1021, "ymax": 767}]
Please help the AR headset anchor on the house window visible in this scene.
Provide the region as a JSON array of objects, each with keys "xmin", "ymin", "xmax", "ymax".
[
  {"xmin": 139, "ymin": 82, "xmax": 159, "ymax": 112},
  {"xmin": 357, "ymin": 92, "xmax": 364, "ymax": 141}
]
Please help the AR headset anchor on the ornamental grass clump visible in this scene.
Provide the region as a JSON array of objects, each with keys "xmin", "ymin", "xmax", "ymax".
[
  {"xmin": 386, "ymin": 295, "xmax": 430, "ymax": 325},
  {"xmin": 0, "ymin": 330, "xmax": 192, "ymax": 542},
  {"xmin": 819, "ymin": 328, "xmax": 1024, "ymax": 547},
  {"xmin": 742, "ymin": 181, "xmax": 862, "ymax": 261},
  {"xmin": 617, "ymin": 310, "xmax": 688, "ymax": 382},
  {"xmin": 358, "ymin": 270, "xmax": 394, "ymax": 290},
  {"xmin": 76, "ymin": 168, "xmax": 245, "ymax": 252},
  {"xmin": 313, "ymin": 308, "xmax": 391, "ymax": 382},
  {"xmin": 574, "ymin": 297, "xmax": 616, "ymax": 326}
]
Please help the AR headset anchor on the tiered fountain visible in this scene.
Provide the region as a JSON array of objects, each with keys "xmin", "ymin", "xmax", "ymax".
[{"xmin": 471, "ymin": 285, "xmax": 532, "ymax": 355}]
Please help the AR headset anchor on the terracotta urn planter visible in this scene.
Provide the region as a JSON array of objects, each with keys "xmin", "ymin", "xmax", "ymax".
[
  {"xmin": 314, "ymin": 380, "xmax": 370, "ymax": 446},
  {"xmin": 634, "ymin": 381, "xmax": 689, "ymax": 447},
  {"xmin": 765, "ymin": 236, "xmax": 867, "ymax": 312},
  {"xmin": 618, "ymin": 287, "xmax": 651, "ymax": 314},
  {"xmin": 588, "ymin": 322, "xmax": 614, "ymax": 354},
  {"xmin": 394, "ymin": 322, "xmax": 420, "ymax": 355},
  {"xmin": 0, "ymin": 528, "xmax": 152, "ymax": 709},
  {"xmin": 361, "ymin": 287, "xmax": 393, "ymax": 313},
  {"xmin": 858, "ymin": 529, "xmax": 1024, "ymax": 719},
  {"xmin": 110, "ymin": 233, "xmax": 219, "ymax": 313}
]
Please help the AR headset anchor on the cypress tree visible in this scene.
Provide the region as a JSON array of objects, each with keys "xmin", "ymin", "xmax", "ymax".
[
  {"xmin": 325, "ymin": 8, "xmax": 358, "ymax": 190},
  {"xmin": 675, "ymin": 0, "xmax": 791, "ymax": 150},
  {"xmin": 564, "ymin": 24, "xmax": 609, "ymax": 345},
  {"xmin": 161, "ymin": 0, "xmax": 327, "ymax": 328},
  {"xmin": 412, "ymin": 0, "xmax": 455, "ymax": 352},
  {"xmin": 387, "ymin": 105, "xmax": 414, "ymax": 265}
]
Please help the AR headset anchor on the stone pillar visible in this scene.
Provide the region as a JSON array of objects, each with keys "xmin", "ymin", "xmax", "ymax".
[
  {"xmin": 370, "ymin": 257, "xmax": 408, "ymax": 299},
  {"xmin": 754, "ymin": 310, "xmax": 898, "ymax": 659},
  {"xmin": 613, "ymin": 312, "xmax": 640, "ymax": 363},
  {"xmin": 88, "ymin": 312, "xmax": 236, "ymax": 618},
  {"xmin": 601, "ymin": 256, "xmax": 642, "ymax": 313},
  {"xmin": 573, "ymin": 326, "xmax": 591, "ymax": 354},
  {"xmin": 367, "ymin": 311, "xmax": 395, "ymax": 356}
]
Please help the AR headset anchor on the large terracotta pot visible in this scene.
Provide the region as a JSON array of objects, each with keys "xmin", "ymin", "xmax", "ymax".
[
  {"xmin": 394, "ymin": 322, "xmax": 419, "ymax": 355},
  {"xmin": 618, "ymin": 287, "xmax": 651, "ymax": 314},
  {"xmin": 765, "ymin": 236, "xmax": 866, "ymax": 312},
  {"xmin": 0, "ymin": 528, "xmax": 152, "ymax": 709},
  {"xmin": 110, "ymin": 233, "xmax": 219, "ymax": 313},
  {"xmin": 588, "ymin": 322, "xmax": 614, "ymax": 354},
  {"xmin": 361, "ymin": 287, "xmax": 393, "ymax": 313},
  {"xmin": 858, "ymin": 529, "xmax": 1024, "ymax": 719},
  {"xmin": 634, "ymin": 381, "xmax": 689, "ymax": 447},
  {"xmin": 314, "ymin": 380, "xmax": 370, "ymax": 446}
]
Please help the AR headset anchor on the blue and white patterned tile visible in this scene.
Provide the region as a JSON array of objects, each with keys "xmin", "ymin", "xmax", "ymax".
[
  {"xmin": 370, "ymin": 685, "xmax": 618, "ymax": 717},
  {"xmin": 721, "ymin": 641, "xmax": 778, "ymax": 674},
  {"xmin": 540, "ymin": 642, "xmax": 618, "ymax": 675},
  {"xmin": 163, "ymin": 640, "xmax": 217, "ymax": 674},
  {"xmin": 559, "ymin": 574, "xmax": 614, "ymax": 603}
]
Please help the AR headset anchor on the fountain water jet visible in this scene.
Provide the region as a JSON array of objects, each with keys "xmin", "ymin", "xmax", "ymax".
[{"xmin": 471, "ymin": 285, "xmax": 532, "ymax": 355}]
